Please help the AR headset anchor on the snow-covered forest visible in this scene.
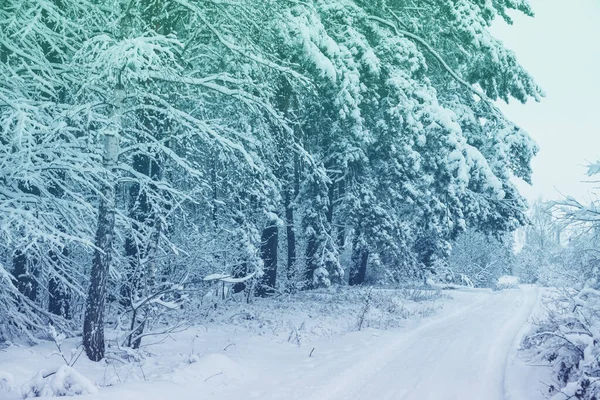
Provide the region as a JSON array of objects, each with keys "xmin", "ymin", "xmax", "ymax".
[{"xmin": 1, "ymin": 0, "xmax": 599, "ymax": 399}]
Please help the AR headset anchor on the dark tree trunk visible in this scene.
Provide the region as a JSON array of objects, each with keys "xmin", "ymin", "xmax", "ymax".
[
  {"xmin": 83, "ymin": 129, "xmax": 119, "ymax": 362},
  {"xmin": 273, "ymin": 77, "xmax": 299, "ymax": 282},
  {"xmin": 336, "ymin": 179, "xmax": 346, "ymax": 248},
  {"xmin": 83, "ymin": 181, "xmax": 116, "ymax": 361},
  {"xmin": 284, "ymin": 187, "xmax": 296, "ymax": 280},
  {"xmin": 257, "ymin": 220, "xmax": 278, "ymax": 297},
  {"xmin": 124, "ymin": 153, "xmax": 161, "ymax": 349},
  {"xmin": 48, "ymin": 171, "xmax": 71, "ymax": 319},
  {"xmin": 211, "ymin": 152, "xmax": 219, "ymax": 228},
  {"xmin": 231, "ymin": 209, "xmax": 249, "ymax": 294},
  {"xmin": 48, "ymin": 275, "xmax": 70, "ymax": 319},
  {"xmin": 305, "ymin": 235, "xmax": 318, "ymax": 289},
  {"xmin": 326, "ymin": 180, "xmax": 335, "ymax": 227},
  {"xmin": 349, "ymin": 248, "xmax": 369, "ymax": 286},
  {"xmin": 13, "ymin": 182, "xmax": 40, "ymax": 302},
  {"xmin": 122, "ymin": 154, "xmax": 159, "ymax": 301},
  {"xmin": 13, "ymin": 250, "xmax": 37, "ymax": 301},
  {"xmin": 286, "ymin": 153, "xmax": 301, "ymax": 281},
  {"xmin": 231, "ymin": 261, "xmax": 248, "ymax": 294},
  {"xmin": 48, "ymin": 246, "xmax": 71, "ymax": 319}
]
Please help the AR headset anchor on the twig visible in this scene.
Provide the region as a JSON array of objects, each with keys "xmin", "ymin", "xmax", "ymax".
[
  {"xmin": 223, "ymin": 343, "xmax": 236, "ymax": 351},
  {"xmin": 204, "ymin": 371, "xmax": 224, "ymax": 382}
]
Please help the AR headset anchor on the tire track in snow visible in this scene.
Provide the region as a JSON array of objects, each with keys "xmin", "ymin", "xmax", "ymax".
[
  {"xmin": 502, "ymin": 286, "xmax": 542, "ymax": 400},
  {"xmin": 307, "ymin": 290, "xmax": 500, "ymax": 400},
  {"xmin": 308, "ymin": 286, "xmax": 541, "ymax": 400}
]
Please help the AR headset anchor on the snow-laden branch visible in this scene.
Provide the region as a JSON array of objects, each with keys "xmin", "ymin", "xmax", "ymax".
[
  {"xmin": 173, "ymin": 0, "xmax": 308, "ymax": 83},
  {"xmin": 367, "ymin": 15, "xmax": 500, "ymax": 116}
]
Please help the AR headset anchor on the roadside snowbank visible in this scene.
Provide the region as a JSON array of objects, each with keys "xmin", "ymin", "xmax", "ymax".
[{"xmin": 0, "ymin": 286, "xmax": 444, "ymax": 399}]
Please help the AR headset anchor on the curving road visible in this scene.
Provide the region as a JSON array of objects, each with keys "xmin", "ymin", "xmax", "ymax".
[{"xmin": 307, "ymin": 286, "xmax": 541, "ymax": 400}]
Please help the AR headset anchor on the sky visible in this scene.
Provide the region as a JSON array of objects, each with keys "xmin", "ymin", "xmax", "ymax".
[{"xmin": 490, "ymin": 0, "xmax": 600, "ymax": 203}]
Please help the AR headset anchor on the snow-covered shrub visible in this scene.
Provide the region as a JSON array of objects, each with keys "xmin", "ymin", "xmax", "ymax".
[
  {"xmin": 445, "ymin": 230, "xmax": 515, "ymax": 288},
  {"xmin": 21, "ymin": 366, "xmax": 97, "ymax": 398},
  {"xmin": 0, "ymin": 371, "xmax": 16, "ymax": 396},
  {"xmin": 495, "ymin": 275, "xmax": 520, "ymax": 290},
  {"xmin": 400, "ymin": 288, "xmax": 442, "ymax": 303},
  {"xmin": 522, "ymin": 284, "xmax": 600, "ymax": 399},
  {"xmin": 355, "ymin": 288, "xmax": 373, "ymax": 331}
]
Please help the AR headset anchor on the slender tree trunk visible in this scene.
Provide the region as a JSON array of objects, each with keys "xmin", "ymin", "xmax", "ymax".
[
  {"xmin": 284, "ymin": 188, "xmax": 296, "ymax": 280},
  {"xmin": 48, "ymin": 246, "xmax": 71, "ymax": 319},
  {"xmin": 83, "ymin": 157, "xmax": 117, "ymax": 361},
  {"xmin": 286, "ymin": 153, "xmax": 301, "ymax": 281},
  {"xmin": 305, "ymin": 234, "xmax": 318, "ymax": 289},
  {"xmin": 211, "ymin": 152, "xmax": 219, "ymax": 229},
  {"xmin": 48, "ymin": 274, "xmax": 70, "ymax": 318},
  {"xmin": 125, "ymin": 152, "xmax": 161, "ymax": 349},
  {"xmin": 231, "ymin": 262, "xmax": 248, "ymax": 294},
  {"xmin": 48, "ymin": 171, "xmax": 71, "ymax": 319},
  {"xmin": 326, "ymin": 179, "xmax": 335, "ymax": 228},
  {"xmin": 349, "ymin": 247, "xmax": 369, "ymax": 286},
  {"xmin": 231, "ymin": 210, "xmax": 249, "ymax": 294},
  {"xmin": 13, "ymin": 183, "xmax": 40, "ymax": 302},
  {"xmin": 258, "ymin": 219, "xmax": 278, "ymax": 296},
  {"xmin": 336, "ymin": 179, "xmax": 346, "ymax": 248},
  {"xmin": 83, "ymin": 91, "xmax": 121, "ymax": 362},
  {"xmin": 13, "ymin": 250, "xmax": 37, "ymax": 301}
]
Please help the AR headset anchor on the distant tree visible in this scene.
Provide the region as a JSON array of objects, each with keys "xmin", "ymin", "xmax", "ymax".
[
  {"xmin": 446, "ymin": 230, "xmax": 515, "ymax": 288},
  {"xmin": 514, "ymin": 200, "xmax": 563, "ymax": 284}
]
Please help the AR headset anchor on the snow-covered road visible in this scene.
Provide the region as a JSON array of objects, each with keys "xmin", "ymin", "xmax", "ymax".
[
  {"xmin": 307, "ymin": 286, "xmax": 542, "ymax": 400},
  {"xmin": 1, "ymin": 286, "xmax": 547, "ymax": 400}
]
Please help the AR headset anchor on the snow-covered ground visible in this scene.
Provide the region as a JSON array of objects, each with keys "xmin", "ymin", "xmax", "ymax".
[{"xmin": 0, "ymin": 286, "xmax": 549, "ymax": 399}]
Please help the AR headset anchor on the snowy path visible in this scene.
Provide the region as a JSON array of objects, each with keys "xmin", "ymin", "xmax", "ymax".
[
  {"xmin": 1, "ymin": 286, "xmax": 546, "ymax": 400},
  {"xmin": 306, "ymin": 286, "xmax": 541, "ymax": 400}
]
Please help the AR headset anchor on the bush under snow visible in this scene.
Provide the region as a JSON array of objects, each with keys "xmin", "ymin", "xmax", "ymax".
[
  {"xmin": 522, "ymin": 284, "xmax": 600, "ymax": 399},
  {"xmin": 21, "ymin": 366, "xmax": 97, "ymax": 398},
  {"xmin": 495, "ymin": 275, "xmax": 520, "ymax": 290},
  {"xmin": 0, "ymin": 371, "xmax": 16, "ymax": 396}
]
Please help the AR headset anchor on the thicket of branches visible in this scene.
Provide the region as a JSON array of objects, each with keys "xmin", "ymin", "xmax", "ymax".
[
  {"xmin": 520, "ymin": 172, "xmax": 600, "ymax": 399},
  {"xmin": 0, "ymin": 0, "xmax": 541, "ymax": 360}
]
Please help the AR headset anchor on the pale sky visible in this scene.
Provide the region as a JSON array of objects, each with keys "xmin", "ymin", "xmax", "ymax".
[{"xmin": 491, "ymin": 0, "xmax": 600, "ymax": 203}]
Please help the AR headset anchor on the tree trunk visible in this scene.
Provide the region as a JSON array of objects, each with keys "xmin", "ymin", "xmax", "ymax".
[
  {"xmin": 48, "ymin": 171, "xmax": 71, "ymax": 319},
  {"xmin": 83, "ymin": 166, "xmax": 117, "ymax": 361},
  {"xmin": 48, "ymin": 275, "xmax": 70, "ymax": 319},
  {"xmin": 48, "ymin": 245, "xmax": 71, "ymax": 319},
  {"xmin": 125, "ymin": 152, "xmax": 161, "ymax": 349},
  {"xmin": 326, "ymin": 180, "xmax": 335, "ymax": 228},
  {"xmin": 231, "ymin": 210, "xmax": 250, "ymax": 294},
  {"xmin": 211, "ymin": 151, "xmax": 219, "ymax": 228},
  {"xmin": 284, "ymin": 186, "xmax": 296, "ymax": 280},
  {"xmin": 305, "ymin": 234, "xmax": 318, "ymax": 289},
  {"xmin": 258, "ymin": 219, "xmax": 278, "ymax": 297},
  {"xmin": 83, "ymin": 95, "xmax": 121, "ymax": 361},
  {"xmin": 349, "ymin": 248, "xmax": 369, "ymax": 286},
  {"xmin": 13, "ymin": 183, "xmax": 40, "ymax": 302},
  {"xmin": 231, "ymin": 261, "xmax": 248, "ymax": 294},
  {"xmin": 336, "ymin": 179, "xmax": 346, "ymax": 248},
  {"xmin": 13, "ymin": 250, "xmax": 37, "ymax": 301}
]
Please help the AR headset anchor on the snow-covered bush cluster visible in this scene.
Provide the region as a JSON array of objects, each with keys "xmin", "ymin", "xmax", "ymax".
[
  {"xmin": 188, "ymin": 285, "xmax": 442, "ymax": 340},
  {"xmin": 441, "ymin": 229, "xmax": 516, "ymax": 288},
  {"xmin": 521, "ymin": 166, "xmax": 600, "ymax": 399},
  {"xmin": 0, "ymin": 371, "xmax": 16, "ymax": 396},
  {"xmin": 495, "ymin": 275, "xmax": 520, "ymax": 290},
  {"xmin": 523, "ymin": 284, "xmax": 600, "ymax": 399},
  {"xmin": 0, "ymin": 0, "xmax": 541, "ymax": 363},
  {"xmin": 21, "ymin": 366, "xmax": 97, "ymax": 398}
]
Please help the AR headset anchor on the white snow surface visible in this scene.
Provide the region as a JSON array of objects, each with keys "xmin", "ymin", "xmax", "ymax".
[
  {"xmin": 497, "ymin": 275, "xmax": 521, "ymax": 289},
  {"xmin": 0, "ymin": 286, "xmax": 548, "ymax": 400}
]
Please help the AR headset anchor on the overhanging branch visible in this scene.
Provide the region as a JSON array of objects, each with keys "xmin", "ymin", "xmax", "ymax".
[{"xmin": 368, "ymin": 15, "xmax": 501, "ymax": 116}]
